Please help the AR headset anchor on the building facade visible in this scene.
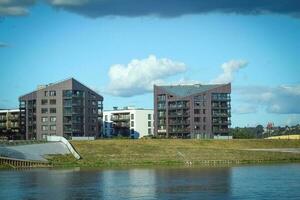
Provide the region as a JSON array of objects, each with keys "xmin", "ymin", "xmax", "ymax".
[
  {"xmin": 0, "ymin": 109, "xmax": 21, "ymax": 140},
  {"xmin": 154, "ymin": 83, "xmax": 231, "ymax": 139},
  {"xmin": 103, "ymin": 107, "xmax": 154, "ymax": 139},
  {"xmin": 19, "ymin": 78, "xmax": 103, "ymax": 140}
]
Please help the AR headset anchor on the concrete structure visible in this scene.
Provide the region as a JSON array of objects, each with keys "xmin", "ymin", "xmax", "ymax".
[
  {"xmin": 154, "ymin": 83, "xmax": 231, "ymax": 139},
  {"xmin": 0, "ymin": 109, "xmax": 21, "ymax": 140},
  {"xmin": 103, "ymin": 107, "xmax": 154, "ymax": 139},
  {"xmin": 19, "ymin": 78, "xmax": 103, "ymax": 140}
]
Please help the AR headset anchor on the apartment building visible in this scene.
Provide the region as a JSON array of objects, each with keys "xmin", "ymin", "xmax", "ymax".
[
  {"xmin": 103, "ymin": 107, "xmax": 154, "ymax": 139},
  {"xmin": 19, "ymin": 78, "xmax": 103, "ymax": 140},
  {"xmin": 154, "ymin": 83, "xmax": 231, "ymax": 139},
  {"xmin": 0, "ymin": 109, "xmax": 21, "ymax": 139}
]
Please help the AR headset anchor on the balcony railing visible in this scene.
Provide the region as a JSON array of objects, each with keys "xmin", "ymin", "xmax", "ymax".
[
  {"xmin": 169, "ymin": 120, "xmax": 190, "ymax": 125},
  {"xmin": 212, "ymin": 113, "xmax": 231, "ymax": 117},
  {"xmin": 111, "ymin": 115, "xmax": 130, "ymax": 121},
  {"xmin": 212, "ymin": 120, "xmax": 231, "ymax": 125},
  {"xmin": 168, "ymin": 112, "xmax": 189, "ymax": 117},
  {"xmin": 168, "ymin": 128, "xmax": 190, "ymax": 133}
]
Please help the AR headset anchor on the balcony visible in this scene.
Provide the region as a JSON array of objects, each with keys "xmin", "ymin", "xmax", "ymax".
[
  {"xmin": 157, "ymin": 105, "xmax": 166, "ymax": 110},
  {"xmin": 212, "ymin": 104, "xmax": 231, "ymax": 109},
  {"xmin": 169, "ymin": 120, "xmax": 190, "ymax": 125},
  {"xmin": 212, "ymin": 120, "xmax": 231, "ymax": 125},
  {"xmin": 168, "ymin": 128, "xmax": 190, "ymax": 133},
  {"xmin": 212, "ymin": 112, "xmax": 231, "ymax": 117},
  {"xmin": 111, "ymin": 115, "xmax": 130, "ymax": 121},
  {"xmin": 168, "ymin": 112, "xmax": 189, "ymax": 118},
  {"xmin": 113, "ymin": 122, "xmax": 130, "ymax": 128}
]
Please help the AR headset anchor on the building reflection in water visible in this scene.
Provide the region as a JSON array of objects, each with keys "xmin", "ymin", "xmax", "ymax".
[{"xmin": 0, "ymin": 167, "xmax": 231, "ymax": 200}]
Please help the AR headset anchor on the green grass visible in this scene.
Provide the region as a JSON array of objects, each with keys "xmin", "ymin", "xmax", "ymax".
[{"xmin": 48, "ymin": 139, "xmax": 300, "ymax": 168}]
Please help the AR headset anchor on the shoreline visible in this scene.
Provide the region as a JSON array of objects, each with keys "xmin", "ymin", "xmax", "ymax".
[{"xmin": 1, "ymin": 159, "xmax": 300, "ymax": 170}]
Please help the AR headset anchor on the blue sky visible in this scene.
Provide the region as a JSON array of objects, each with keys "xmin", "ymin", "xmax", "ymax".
[{"xmin": 0, "ymin": 1, "xmax": 300, "ymax": 127}]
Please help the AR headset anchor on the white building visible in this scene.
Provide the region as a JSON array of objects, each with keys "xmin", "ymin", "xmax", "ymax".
[{"xmin": 103, "ymin": 107, "xmax": 154, "ymax": 139}]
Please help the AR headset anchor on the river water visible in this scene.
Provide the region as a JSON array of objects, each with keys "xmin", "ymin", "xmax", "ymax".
[{"xmin": 0, "ymin": 163, "xmax": 300, "ymax": 200}]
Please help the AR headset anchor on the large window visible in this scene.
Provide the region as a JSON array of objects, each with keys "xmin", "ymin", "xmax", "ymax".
[
  {"xmin": 41, "ymin": 99, "xmax": 48, "ymax": 105},
  {"xmin": 41, "ymin": 117, "xmax": 48, "ymax": 123},
  {"xmin": 49, "ymin": 91, "xmax": 56, "ymax": 96},
  {"xmin": 41, "ymin": 108, "xmax": 48, "ymax": 114},
  {"xmin": 50, "ymin": 125, "xmax": 56, "ymax": 131},
  {"xmin": 50, "ymin": 108, "xmax": 56, "ymax": 114},
  {"xmin": 50, "ymin": 116, "xmax": 56, "ymax": 122},
  {"xmin": 148, "ymin": 128, "xmax": 151, "ymax": 134},
  {"xmin": 41, "ymin": 125, "xmax": 48, "ymax": 131},
  {"xmin": 148, "ymin": 121, "xmax": 151, "ymax": 127},
  {"xmin": 131, "ymin": 114, "xmax": 134, "ymax": 120},
  {"xmin": 131, "ymin": 121, "xmax": 134, "ymax": 127},
  {"xmin": 148, "ymin": 114, "xmax": 151, "ymax": 120},
  {"xmin": 50, "ymin": 99, "xmax": 56, "ymax": 105}
]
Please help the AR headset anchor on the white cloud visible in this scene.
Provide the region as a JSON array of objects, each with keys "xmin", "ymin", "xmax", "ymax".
[
  {"xmin": 0, "ymin": 0, "xmax": 35, "ymax": 16},
  {"xmin": 49, "ymin": 0, "xmax": 88, "ymax": 6},
  {"xmin": 107, "ymin": 55, "xmax": 186, "ymax": 97},
  {"xmin": 211, "ymin": 60, "xmax": 248, "ymax": 84},
  {"xmin": 235, "ymin": 84, "xmax": 300, "ymax": 114}
]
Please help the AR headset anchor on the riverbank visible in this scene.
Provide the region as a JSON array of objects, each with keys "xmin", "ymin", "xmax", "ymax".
[{"xmin": 47, "ymin": 139, "xmax": 300, "ymax": 168}]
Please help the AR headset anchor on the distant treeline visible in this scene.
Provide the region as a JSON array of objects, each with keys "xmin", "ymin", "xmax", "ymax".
[{"xmin": 230, "ymin": 124, "xmax": 300, "ymax": 139}]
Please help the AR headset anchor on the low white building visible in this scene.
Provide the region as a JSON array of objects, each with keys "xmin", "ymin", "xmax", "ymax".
[{"xmin": 103, "ymin": 107, "xmax": 154, "ymax": 139}]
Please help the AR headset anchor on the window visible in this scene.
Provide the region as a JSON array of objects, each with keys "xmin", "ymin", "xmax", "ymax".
[
  {"xmin": 50, "ymin": 125, "xmax": 56, "ymax": 131},
  {"xmin": 148, "ymin": 128, "xmax": 151, "ymax": 134},
  {"xmin": 50, "ymin": 108, "xmax": 56, "ymax": 114},
  {"xmin": 92, "ymin": 100, "xmax": 97, "ymax": 106},
  {"xmin": 50, "ymin": 99, "xmax": 56, "ymax": 105},
  {"xmin": 49, "ymin": 91, "xmax": 56, "ymax": 96},
  {"xmin": 148, "ymin": 121, "xmax": 151, "ymax": 127},
  {"xmin": 203, "ymin": 125, "xmax": 206, "ymax": 130},
  {"xmin": 148, "ymin": 114, "xmax": 151, "ymax": 120},
  {"xmin": 203, "ymin": 117, "xmax": 206, "ymax": 123},
  {"xmin": 131, "ymin": 121, "xmax": 134, "ymax": 127},
  {"xmin": 41, "ymin": 108, "xmax": 48, "ymax": 114},
  {"xmin": 92, "ymin": 108, "xmax": 97, "ymax": 114},
  {"xmin": 63, "ymin": 90, "xmax": 72, "ymax": 97},
  {"xmin": 41, "ymin": 99, "xmax": 48, "ymax": 105},
  {"xmin": 203, "ymin": 109, "xmax": 206, "ymax": 114},
  {"xmin": 44, "ymin": 91, "xmax": 48, "ymax": 96},
  {"xmin": 194, "ymin": 109, "xmax": 200, "ymax": 114},
  {"xmin": 41, "ymin": 117, "xmax": 48, "ymax": 123},
  {"xmin": 50, "ymin": 116, "xmax": 56, "ymax": 122},
  {"xmin": 194, "ymin": 117, "xmax": 200, "ymax": 123},
  {"xmin": 41, "ymin": 125, "xmax": 48, "ymax": 131},
  {"xmin": 131, "ymin": 114, "xmax": 134, "ymax": 120}
]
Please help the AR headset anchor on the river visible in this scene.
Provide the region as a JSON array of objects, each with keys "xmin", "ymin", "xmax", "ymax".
[{"xmin": 0, "ymin": 163, "xmax": 300, "ymax": 200}]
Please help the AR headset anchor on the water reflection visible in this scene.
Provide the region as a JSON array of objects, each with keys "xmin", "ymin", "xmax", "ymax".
[{"xmin": 0, "ymin": 164, "xmax": 300, "ymax": 200}]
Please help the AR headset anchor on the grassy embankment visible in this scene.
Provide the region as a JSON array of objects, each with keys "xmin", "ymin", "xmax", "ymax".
[
  {"xmin": 48, "ymin": 139, "xmax": 300, "ymax": 168},
  {"xmin": 266, "ymin": 135, "xmax": 300, "ymax": 139}
]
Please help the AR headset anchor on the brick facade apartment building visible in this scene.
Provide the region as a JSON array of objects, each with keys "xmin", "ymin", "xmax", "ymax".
[
  {"xmin": 19, "ymin": 78, "xmax": 103, "ymax": 140},
  {"xmin": 154, "ymin": 83, "xmax": 231, "ymax": 139}
]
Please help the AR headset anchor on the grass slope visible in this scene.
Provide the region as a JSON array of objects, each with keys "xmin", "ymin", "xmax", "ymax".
[{"xmin": 48, "ymin": 139, "xmax": 300, "ymax": 168}]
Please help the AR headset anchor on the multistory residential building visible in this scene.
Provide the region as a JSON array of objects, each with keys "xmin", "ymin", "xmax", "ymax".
[
  {"xmin": 154, "ymin": 83, "xmax": 231, "ymax": 139},
  {"xmin": 19, "ymin": 78, "xmax": 103, "ymax": 140},
  {"xmin": 0, "ymin": 109, "xmax": 21, "ymax": 139},
  {"xmin": 103, "ymin": 107, "xmax": 154, "ymax": 139}
]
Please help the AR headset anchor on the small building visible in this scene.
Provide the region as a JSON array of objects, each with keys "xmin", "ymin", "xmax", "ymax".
[
  {"xmin": 154, "ymin": 83, "xmax": 231, "ymax": 139},
  {"xmin": 19, "ymin": 78, "xmax": 104, "ymax": 140},
  {"xmin": 0, "ymin": 109, "xmax": 21, "ymax": 140},
  {"xmin": 103, "ymin": 107, "xmax": 154, "ymax": 139}
]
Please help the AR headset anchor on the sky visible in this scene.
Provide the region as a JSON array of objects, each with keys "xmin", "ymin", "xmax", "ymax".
[{"xmin": 0, "ymin": 0, "xmax": 300, "ymax": 127}]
